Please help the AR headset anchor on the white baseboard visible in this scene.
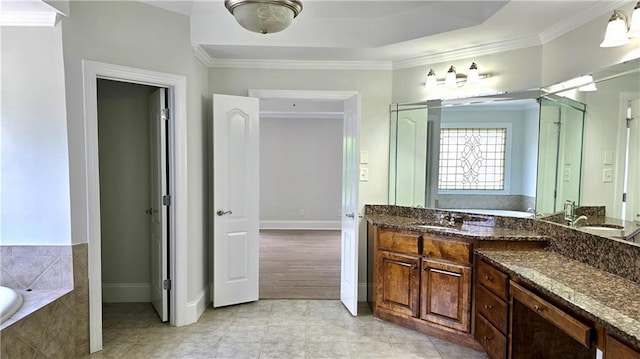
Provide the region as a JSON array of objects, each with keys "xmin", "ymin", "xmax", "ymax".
[
  {"xmin": 102, "ymin": 283, "xmax": 150, "ymax": 303},
  {"xmin": 358, "ymin": 283, "xmax": 368, "ymax": 302},
  {"xmin": 186, "ymin": 285, "xmax": 210, "ymax": 325},
  {"xmin": 260, "ymin": 220, "xmax": 341, "ymax": 230}
]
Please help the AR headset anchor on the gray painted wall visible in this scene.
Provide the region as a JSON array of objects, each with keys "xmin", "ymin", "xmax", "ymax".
[
  {"xmin": 260, "ymin": 117, "xmax": 342, "ymax": 226},
  {"xmin": 97, "ymin": 79, "xmax": 155, "ymax": 301}
]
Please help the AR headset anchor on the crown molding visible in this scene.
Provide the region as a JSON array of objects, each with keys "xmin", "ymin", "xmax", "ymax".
[
  {"xmin": 208, "ymin": 57, "xmax": 392, "ymax": 71},
  {"xmin": 539, "ymin": 0, "xmax": 625, "ymax": 44},
  {"xmin": 0, "ymin": 11, "xmax": 59, "ymax": 27},
  {"xmin": 392, "ymin": 34, "xmax": 543, "ymax": 70},
  {"xmin": 193, "ymin": 46, "xmax": 214, "ymax": 67}
]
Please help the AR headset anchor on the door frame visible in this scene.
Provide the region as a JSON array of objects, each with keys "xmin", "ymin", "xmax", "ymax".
[
  {"xmin": 247, "ymin": 88, "xmax": 362, "ymax": 300},
  {"xmin": 82, "ymin": 60, "xmax": 188, "ymax": 353}
]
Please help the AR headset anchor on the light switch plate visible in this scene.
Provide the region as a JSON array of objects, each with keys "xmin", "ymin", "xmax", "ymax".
[
  {"xmin": 604, "ymin": 151, "xmax": 614, "ymax": 165},
  {"xmin": 603, "ymin": 168, "xmax": 613, "ymax": 183},
  {"xmin": 563, "ymin": 168, "xmax": 571, "ymax": 182},
  {"xmin": 359, "ymin": 168, "xmax": 369, "ymax": 182},
  {"xmin": 360, "ymin": 151, "xmax": 369, "ymax": 164}
]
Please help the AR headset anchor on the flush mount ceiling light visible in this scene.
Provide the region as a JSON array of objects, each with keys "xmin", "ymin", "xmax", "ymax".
[
  {"xmin": 224, "ymin": 0, "xmax": 303, "ymax": 34},
  {"xmin": 600, "ymin": 2, "xmax": 640, "ymax": 47},
  {"xmin": 425, "ymin": 63, "xmax": 491, "ymax": 89}
]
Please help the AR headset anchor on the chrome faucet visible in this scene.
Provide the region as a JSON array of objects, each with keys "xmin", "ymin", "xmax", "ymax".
[{"xmin": 571, "ymin": 215, "xmax": 588, "ymax": 228}]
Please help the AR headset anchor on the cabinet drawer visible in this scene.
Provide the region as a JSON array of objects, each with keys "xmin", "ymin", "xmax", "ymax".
[
  {"xmin": 605, "ymin": 334, "xmax": 640, "ymax": 359},
  {"xmin": 477, "ymin": 259, "xmax": 509, "ymax": 300},
  {"xmin": 378, "ymin": 228, "xmax": 420, "ymax": 255},
  {"xmin": 510, "ymin": 281, "xmax": 593, "ymax": 348},
  {"xmin": 475, "ymin": 314, "xmax": 507, "ymax": 359},
  {"xmin": 422, "ymin": 235, "xmax": 471, "ymax": 264},
  {"xmin": 476, "ymin": 284, "xmax": 508, "ymax": 334}
]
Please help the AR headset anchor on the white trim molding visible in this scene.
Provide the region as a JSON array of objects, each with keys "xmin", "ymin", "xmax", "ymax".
[
  {"xmin": 186, "ymin": 286, "xmax": 210, "ymax": 324},
  {"xmin": 102, "ymin": 283, "xmax": 151, "ymax": 303},
  {"xmin": 82, "ymin": 60, "xmax": 188, "ymax": 353}
]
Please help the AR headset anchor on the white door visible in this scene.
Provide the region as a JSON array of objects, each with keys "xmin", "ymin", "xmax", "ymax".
[
  {"xmin": 149, "ymin": 88, "xmax": 168, "ymax": 321},
  {"xmin": 213, "ymin": 94, "xmax": 260, "ymax": 307},
  {"xmin": 625, "ymin": 98, "xmax": 640, "ymax": 222},
  {"xmin": 341, "ymin": 94, "xmax": 360, "ymax": 316}
]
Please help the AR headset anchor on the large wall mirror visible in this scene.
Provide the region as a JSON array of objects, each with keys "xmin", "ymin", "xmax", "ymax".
[
  {"xmin": 389, "ymin": 90, "xmax": 585, "ymax": 218},
  {"xmin": 389, "ymin": 58, "xmax": 639, "ymax": 230}
]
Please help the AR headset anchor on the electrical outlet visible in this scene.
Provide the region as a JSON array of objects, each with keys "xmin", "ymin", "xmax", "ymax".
[
  {"xmin": 602, "ymin": 168, "xmax": 613, "ymax": 183},
  {"xmin": 298, "ymin": 209, "xmax": 305, "ymax": 216},
  {"xmin": 359, "ymin": 168, "xmax": 369, "ymax": 181},
  {"xmin": 563, "ymin": 168, "xmax": 571, "ymax": 182}
]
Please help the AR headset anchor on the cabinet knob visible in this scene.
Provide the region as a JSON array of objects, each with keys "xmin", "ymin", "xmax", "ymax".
[
  {"xmin": 484, "ymin": 275, "xmax": 493, "ymax": 281},
  {"xmin": 534, "ymin": 304, "xmax": 544, "ymax": 312},
  {"xmin": 484, "ymin": 304, "xmax": 493, "ymax": 310},
  {"xmin": 483, "ymin": 336, "xmax": 492, "ymax": 341}
]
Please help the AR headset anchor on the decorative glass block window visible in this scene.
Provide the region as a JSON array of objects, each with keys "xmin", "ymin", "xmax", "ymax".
[{"xmin": 439, "ymin": 127, "xmax": 507, "ymax": 190}]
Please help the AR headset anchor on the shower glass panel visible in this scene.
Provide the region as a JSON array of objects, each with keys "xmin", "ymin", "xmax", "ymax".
[{"xmin": 536, "ymin": 95, "xmax": 586, "ymax": 214}]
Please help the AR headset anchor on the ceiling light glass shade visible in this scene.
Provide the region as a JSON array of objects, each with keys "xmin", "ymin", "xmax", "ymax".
[
  {"xmin": 425, "ymin": 69, "xmax": 437, "ymax": 88},
  {"xmin": 466, "ymin": 62, "xmax": 480, "ymax": 84},
  {"xmin": 444, "ymin": 66, "xmax": 457, "ymax": 88},
  {"xmin": 600, "ymin": 11, "xmax": 630, "ymax": 47},
  {"xmin": 628, "ymin": 2, "xmax": 640, "ymax": 38},
  {"xmin": 225, "ymin": 0, "xmax": 303, "ymax": 34}
]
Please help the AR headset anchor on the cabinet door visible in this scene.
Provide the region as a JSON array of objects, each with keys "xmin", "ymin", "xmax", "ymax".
[
  {"xmin": 376, "ymin": 251, "xmax": 420, "ymax": 317},
  {"xmin": 605, "ymin": 335, "xmax": 640, "ymax": 359},
  {"xmin": 420, "ymin": 259, "xmax": 471, "ymax": 332}
]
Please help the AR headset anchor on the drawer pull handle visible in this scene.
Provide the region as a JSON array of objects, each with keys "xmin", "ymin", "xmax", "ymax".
[
  {"xmin": 484, "ymin": 275, "xmax": 493, "ymax": 281},
  {"xmin": 484, "ymin": 304, "xmax": 493, "ymax": 310},
  {"xmin": 534, "ymin": 304, "xmax": 544, "ymax": 312},
  {"xmin": 411, "ymin": 264, "xmax": 418, "ymax": 269},
  {"xmin": 483, "ymin": 336, "xmax": 492, "ymax": 341}
]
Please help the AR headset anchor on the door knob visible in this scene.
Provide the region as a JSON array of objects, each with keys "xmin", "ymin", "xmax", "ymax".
[
  {"xmin": 345, "ymin": 213, "xmax": 355, "ymax": 218},
  {"xmin": 216, "ymin": 210, "xmax": 232, "ymax": 216}
]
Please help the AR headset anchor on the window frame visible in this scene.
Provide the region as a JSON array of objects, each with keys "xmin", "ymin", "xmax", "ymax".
[{"xmin": 438, "ymin": 122, "xmax": 513, "ymax": 194}]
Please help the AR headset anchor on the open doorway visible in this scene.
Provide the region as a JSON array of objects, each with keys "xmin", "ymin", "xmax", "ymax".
[
  {"xmin": 83, "ymin": 60, "xmax": 188, "ymax": 353},
  {"xmin": 96, "ymin": 79, "xmax": 169, "ymax": 320},
  {"xmin": 258, "ymin": 99, "xmax": 343, "ymax": 299}
]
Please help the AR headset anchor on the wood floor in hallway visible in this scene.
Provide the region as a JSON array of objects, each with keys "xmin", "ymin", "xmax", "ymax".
[{"xmin": 259, "ymin": 229, "xmax": 341, "ymax": 300}]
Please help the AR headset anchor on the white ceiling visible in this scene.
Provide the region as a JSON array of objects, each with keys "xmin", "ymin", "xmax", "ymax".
[{"xmin": 142, "ymin": 0, "xmax": 624, "ymax": 67}]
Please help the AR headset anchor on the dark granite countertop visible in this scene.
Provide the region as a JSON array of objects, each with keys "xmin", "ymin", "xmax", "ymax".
[
  {"xmin": 367, "ymin": 213, "xmax": 549, "ymax": 242},
  {"xmin": 476, "ymin": 248, "xmax": 640, "ymax": 348}
]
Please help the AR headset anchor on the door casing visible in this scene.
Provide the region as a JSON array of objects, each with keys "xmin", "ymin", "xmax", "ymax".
[
  {"xmin": 82, "ymin": 60, "xmax": 188, "ymax": 353},
  {"xmin": 247, "ymin": 88, "xmax": 362, "ymax": 306}
]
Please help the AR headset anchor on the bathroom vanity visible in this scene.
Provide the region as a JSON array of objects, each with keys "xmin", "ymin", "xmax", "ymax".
[{"xmin": 366, "ymin": 205, "xmax": 640, "ymax": 359}]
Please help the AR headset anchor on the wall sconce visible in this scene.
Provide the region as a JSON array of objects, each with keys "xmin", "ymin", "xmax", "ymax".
[
  {"xmin": 600, "ymin": 2, "xmax": 640, "ymax": 47},
  {"xmin": 425, "ymin": 62, "xmax": 490, "ymax": 89}
]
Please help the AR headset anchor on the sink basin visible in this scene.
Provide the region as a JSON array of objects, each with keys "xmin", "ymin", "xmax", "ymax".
[{"xmin": 580, "ymin": 224, "xmax": 624, "ymax": 231}]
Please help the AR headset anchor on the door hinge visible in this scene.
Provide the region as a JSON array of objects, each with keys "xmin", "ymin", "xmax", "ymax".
[
  {"xmin": 163, "ymin": 279, "xmax": 171, "ymax": 290},
  {"xmin": 162, "ymin": 195, "xmax": 171, "ymax": 206},
  {"xmin": 623, "ymin": 193, "xmax": 627, "ymax": 202},
  {"xmin": 161, "ymin": 108, "xmax": 170, "ymax": 121}
]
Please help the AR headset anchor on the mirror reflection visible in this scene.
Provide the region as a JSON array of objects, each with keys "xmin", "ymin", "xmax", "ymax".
[{"xmin": 388, "ymin": 58, "xmax": 640, "ymax": 243}]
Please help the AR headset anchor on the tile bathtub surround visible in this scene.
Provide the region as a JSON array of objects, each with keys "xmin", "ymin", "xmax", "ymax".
[
  {"xmin": 0, "ymin": 243, "xmax": 90, "ymax": 357},
  {"xmin": 87, "ymin": 300, "xmax": 488, "ymax": 359},
  {"xmin": 437, "ymin": 194, "xmax": 535, "ymax": 212},
  {"xmin": 0, "ymin": 245, "xmax": 74, "ymax": 290}
]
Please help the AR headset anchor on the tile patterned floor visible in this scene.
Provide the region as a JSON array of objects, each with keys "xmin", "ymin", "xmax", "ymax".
[{"xmin": 87, "ymin": 300, "xmax": 488, "ymax": 359}]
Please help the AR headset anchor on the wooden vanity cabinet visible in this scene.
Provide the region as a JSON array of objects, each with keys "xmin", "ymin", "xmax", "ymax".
[
  {"xmin": 373, "ymin": 227, "xmax": 474, "ymax": 340},
  {"xmin": 475, "ymin": 257, "xmax": 510, "ymax": 359},
  {"xmin": 605, "ymin": 335, "xmax": 640, "ymax": 359}
]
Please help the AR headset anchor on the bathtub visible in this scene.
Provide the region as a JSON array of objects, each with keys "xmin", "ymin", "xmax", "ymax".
[
  {"xmin": 449, "ymin": 209, "xmax": 534, "ymax": 218},
  {"xmin": 0, "ymin": 286, "xmax": 23, "ymax": 324}
]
